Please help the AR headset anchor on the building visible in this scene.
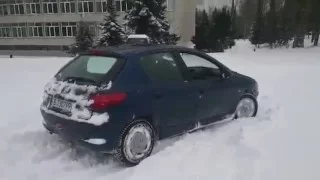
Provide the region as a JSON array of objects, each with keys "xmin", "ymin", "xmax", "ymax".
[
  {"xmin": 196, "ymin": 0, "xmax": 232, "ymax": 11},
  {"xmin": 0, "ymin": 0, "xmax": 196, "ymax": 51}
]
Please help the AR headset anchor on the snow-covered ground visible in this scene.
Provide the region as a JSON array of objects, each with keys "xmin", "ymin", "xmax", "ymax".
[{"xmin": 1, "ymin": 41, "xmax": 320, "ymax": 180}]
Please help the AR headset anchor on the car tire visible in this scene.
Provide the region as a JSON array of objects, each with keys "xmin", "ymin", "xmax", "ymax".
[
  {"xmin": 235, "ymin": 95, "xmax": 258, "ymax": 119},
  {"xmin": 114, "ymin": 119, "xmax": 155, "ymax": 166}
]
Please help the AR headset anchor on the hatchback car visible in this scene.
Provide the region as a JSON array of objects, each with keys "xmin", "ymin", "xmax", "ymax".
[{"xmin": 40, "ymin": 44, "xmax": 259, "ymax": 166}]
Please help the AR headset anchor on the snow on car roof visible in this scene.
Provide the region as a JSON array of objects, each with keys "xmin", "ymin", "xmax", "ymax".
[{"xmin": 127, "ymin": 34, "xmax": 149, "ymax": 39}]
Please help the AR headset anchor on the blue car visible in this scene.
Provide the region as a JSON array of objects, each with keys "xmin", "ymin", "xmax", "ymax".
[{"xmin": 40, "ymin": 44, "xmax": 259, "ymax": 166}]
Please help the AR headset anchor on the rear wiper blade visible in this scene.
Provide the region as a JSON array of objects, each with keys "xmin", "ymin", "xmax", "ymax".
[{"xmin": 64, "ymin": 76, "xmax": 96, "ymax": 84}]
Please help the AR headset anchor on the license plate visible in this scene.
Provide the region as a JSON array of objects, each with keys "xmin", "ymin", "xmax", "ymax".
[{"xmin": 50, "ymin": 97, "xmax": 72, "ymax": 113}]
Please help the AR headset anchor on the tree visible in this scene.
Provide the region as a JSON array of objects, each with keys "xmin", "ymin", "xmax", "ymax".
[
  {"xmin": 192, "ymin": 9, "xmax": 210, "ymax": 51},
  {"xmin": 124, "ymin": 0, "xmax": 180, "ymax": 44},
  {"xmin": 209, "ymin": 7, "xmax": 235, "ymax": 51},
  {"xmin": 265, "ymin": 0, "xmax": 278, "ymax": 48},
  {"xmin": 307, "ymin": 0, "xmax": 320, "ymax": 46},
  {"xmin": 277, "ymin": 3, "xmax": 294, "ymax": 47},
  {"xmin": 250, "ymin": 0, "xmax": 265, "ymax": 47},
  {"xmin": 291, "ymin": 0, "xmax": 308, "ymax": 48},
  {"xmin": 69, "ymin": 21, "xmax": 94, "ymax": 55},
  {"xmin": 192, "ymin": 7, "xmax": 235, "ymax": 52},
  {"xmin": 98, "ymin": 2, "xmax": 125, "ymax": 46},
  {"xmin": 238, "ymin": 0, "xmax": 257, "ymax": 38}
]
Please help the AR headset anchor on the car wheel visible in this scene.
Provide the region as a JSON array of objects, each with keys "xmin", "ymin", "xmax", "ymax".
[
  {"xmin": 115, "ymin": 120, "xmax": 155, "ymax": 166},
  {"xmin": 235, "ymin": 95, "xmax": 258, "ymax": 119}
]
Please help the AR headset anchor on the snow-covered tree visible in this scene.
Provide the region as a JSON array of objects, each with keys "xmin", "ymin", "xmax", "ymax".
[
  {"xmin": 98, "ymin": 3, "xmax": 125, "ymax": 46},
  {"xmin": 124, "ymin": 0, "xmax": 180, "ymax": 44},
  {"xmin": 69, "ymin": 21, "xmax": 94, "ymax": 55}
]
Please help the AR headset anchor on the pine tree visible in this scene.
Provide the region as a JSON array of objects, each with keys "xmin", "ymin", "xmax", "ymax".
[
  {"xmin": 209, "ymin": 7, "xmax": 234, "ymax": 51},
  {"xmin": 250, "ymin": 0, "xmax": 264, "ymax": 47},
  {"xmin": 124, "ymin": 0, "xmax": 180, "ymax": 44},
  {"xmin": 292, "ymin": 0, "xmax": 308, "ymax": 48},
  {"xmin": 230, "ymin": 0, "xmax": 237, "ymax": 38},
  {"xmin": 192, "ymin": 9, "xmax": 210, "ymax": 50},
  {"xmin": 192, "ymin": 7, "xmax": 235, "ymax": 52},
  {"xmin": 70, "ymin": 21, "xmax": 94, "ymax": 55},
  {"xmin": 277, "ymin": 3, "xmax": 294, "ymax": 47},
  {"xmin": 239, "ymin": 0, "xmax": 257, "ymax": 38},
  {"xmin": 99, "ymin": 2, "xmax": 125, "ymax": 46},
  {"xmin": 307, "ymin": 0, "xmax": 320, "ymax": 46},
  {"xmin": 266, "ymin": 0, "xmax": 278, "ymax": 48}
]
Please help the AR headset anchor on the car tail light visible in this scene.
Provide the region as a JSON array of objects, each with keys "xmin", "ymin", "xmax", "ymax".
[
  {"xmin": 89, "ymin": 93, "xmax": 127, "ymax": 111},
  {"xmin": 88, "ymin": 50, "xmax": 104, "ymax": 56}
]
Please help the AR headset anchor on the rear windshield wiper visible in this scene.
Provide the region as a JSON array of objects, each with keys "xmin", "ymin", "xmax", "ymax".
[{"xmin": 63, "ymin": 76, "xmax": 97, "ymax": 85}]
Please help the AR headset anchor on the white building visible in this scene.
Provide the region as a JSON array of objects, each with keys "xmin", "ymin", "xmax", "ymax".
[
  {"xmin": 196, "ymin": 0, "xmax": 232, "ymax": 11},
  {"xmin": 0, "ymin": 0, "xmax": 196, "ymax": 50}
]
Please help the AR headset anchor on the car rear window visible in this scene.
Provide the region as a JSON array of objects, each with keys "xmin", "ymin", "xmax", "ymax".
[{"xmin": 55, "ymin": 55, "xmax": 119, "ymax": 85}]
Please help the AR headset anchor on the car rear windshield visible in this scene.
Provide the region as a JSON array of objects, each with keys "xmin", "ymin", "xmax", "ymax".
[{"xmin": 55, "ymin": 55, "xmax": 120, "ymax": 85}]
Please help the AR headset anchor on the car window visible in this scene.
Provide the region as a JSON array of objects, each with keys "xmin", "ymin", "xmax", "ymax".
[
  {"xmin": 179, "ymin": 53, "xmax": 219, "ymax": 69},
  {"xmin": 140, "ymin": 52, "xmax": 184, "ymax": 83},
  {"xmin": 179, "ymin": 52, "xmax": 221, "ymax": 80},
  {"xmin": 87, "ymin": 56, "xmax": 117, "ymax": 74},
  {"xmin": 56, "ymin": 55, "xmax": 118, "ymax": 84}
]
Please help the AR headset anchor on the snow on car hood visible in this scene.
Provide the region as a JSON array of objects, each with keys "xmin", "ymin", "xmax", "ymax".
[{"xmin": 40, "ymin": 77, "xmax": 111, "ymax": 126}]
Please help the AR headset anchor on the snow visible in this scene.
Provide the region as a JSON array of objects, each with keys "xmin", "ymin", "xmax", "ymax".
[
  {"xmin": 83, "ymin": 138, "xmax": 107, "ymax": 145},
  {"xmin": 128, "ymin": 34, "xmax": 149, "ymax": 39},
  {"xmin": 40, "ymin": 77, "xmax": 109, "ymax": 126},
  {"xmin": 138, "ymin": 7, "xmax": 149, "ymax": 16},
  {"xmin": 1, "ymin": 40, "xmax": 320, "ymax": 180}
]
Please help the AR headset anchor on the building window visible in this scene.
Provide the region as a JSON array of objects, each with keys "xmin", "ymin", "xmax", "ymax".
[
  {"xmin": 0, "ymin": 24, "xmax": 11, "ymax": 37},
  {"xmin": 96, "ymin": 0, "xmax": 112, "ymax": 12},
  {"xmin": 45, "ymin": 22, "xmax": 60, "ymax": 37},
  {"xmin": 167, "ymin": 0, "xmax": 175, "ymax": 11},
  {"xmin": 26, "ymin": 0, "xmax": 41, "ymax": 14},
  {"xmin": 79, "ymin": 22, "xmax": 96, "ymax": 36},
  {"xmin": 60, "ymin": 0, "xmax": 76, "ymax": 13},
  {"xmin": 9, "ymin": 0, "xmax": 24, "ymax": 15},
  {"xmin": 0, "ymin": 1, "xmax": 9, "ymax": 16},
  {"xmin": 43, "ymin": 0, "xmax": 58, "ymax": 14},
  {"xmin": 78, "ymin": 0, "xmax": 93, "ymax": 13},
  {"xmin": 28, "ymin": 23, "xmax": 44, "ymax": 37},
  {"xmin": 115, "ymin": 0, "xmax": 133, "ymax": 12},
  {"xmin": 11, "ymin": 23, "xmax": 27, "ymax": 37},
  {"xmin": 61, "ymin": 22, "xmax": 77, "ymax": 37}
]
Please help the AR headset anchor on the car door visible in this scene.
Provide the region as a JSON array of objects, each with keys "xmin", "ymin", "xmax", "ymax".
[
  {"xmin": 175, "ymin": 51, "xmax": 238, "ymax": 125},
  {"xmin": 139, "ymin": 51, "xmax": 199, "ymax": 138}
]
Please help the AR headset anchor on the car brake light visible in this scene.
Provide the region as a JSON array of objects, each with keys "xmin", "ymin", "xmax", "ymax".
[
  {"xmin": 89, "ymin": 93, "xmax": 127, "ymax": 111},
  {"xmin": 88, "ymin": 50, "xmax": 104, "ymax": 56}
]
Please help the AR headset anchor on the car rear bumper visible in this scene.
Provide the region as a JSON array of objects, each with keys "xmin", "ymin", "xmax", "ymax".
[{"xmin": 41, "ymin": 109, "xmax": 117, "ymax": 154}]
